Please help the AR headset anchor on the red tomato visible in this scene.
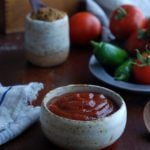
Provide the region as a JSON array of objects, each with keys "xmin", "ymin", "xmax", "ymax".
[
  {"xmin": 133, "ymin": 52, "xmax": 150, "ymax": 84},
  {"xmin": 125, "ymin": 28, "xmax": 150, "ymax": 54},
  {"xmin": 69, "ymin": 12, "xmax": 102, "ymax": 46},
  {"xmin": 141, "ymin": 18, "xmax": 150, "ymax": 29},
  {"xmin": 109, "ymin": 5, "xmax": 145, "ymax": 40},
  {"xmin": 133, "ymin": 64, "xmax": 150, "ymax": 84}
]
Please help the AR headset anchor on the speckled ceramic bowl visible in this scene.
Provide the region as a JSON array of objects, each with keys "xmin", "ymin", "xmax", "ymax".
[
  {"xmin": 40, "ymin": 84, "xmax": 127, "ymax": 150},
  {"xmin": 24, "ymin": 13, "xmax": 70, "ymax": 67}
]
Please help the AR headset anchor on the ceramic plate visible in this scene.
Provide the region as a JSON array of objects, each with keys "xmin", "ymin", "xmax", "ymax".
[{"xmin": 89, "ymin": 55, "xmax": 150, "ymax": 93}]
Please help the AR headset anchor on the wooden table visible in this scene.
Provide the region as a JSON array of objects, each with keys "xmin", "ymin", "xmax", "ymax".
[{"xmin": 0, "ymin": 33, "xmax": 150, "ymax": 150}]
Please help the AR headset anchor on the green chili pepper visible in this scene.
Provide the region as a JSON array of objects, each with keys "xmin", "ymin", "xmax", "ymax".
[
  {"xmin": 91, "ymin": 41, "xmax": 128, "ymax": 67},
  {"xmin": 114, "ymin": 59, "xmax": 133, "ymax": 81}
]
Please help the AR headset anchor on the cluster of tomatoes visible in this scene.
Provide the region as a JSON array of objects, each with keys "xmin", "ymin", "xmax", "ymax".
[
  {"xmin": 110, "ymin": 4, "xmax": 150, "ymax": 84},
  {"xmin": 109, "ymin": 4, "xmax": 150, "ymax": 54},
  {"xmin": 69, "ymin": 4, "xmax": 150, "ymax": 84}
]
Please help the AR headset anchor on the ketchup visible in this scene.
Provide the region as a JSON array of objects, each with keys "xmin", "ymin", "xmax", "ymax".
[{"xmin": 48, "ymin": 92, "xmax": 118, "ymax": 121}]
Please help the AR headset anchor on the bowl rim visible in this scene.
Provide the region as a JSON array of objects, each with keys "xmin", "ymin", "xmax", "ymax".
[{"xmin": 41, "ymin": 84, "xmax": 126, "ymax": 123}]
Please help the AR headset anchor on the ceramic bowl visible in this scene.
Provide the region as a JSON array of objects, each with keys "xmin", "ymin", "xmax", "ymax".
[
  {"xmin": 40, "ymin": 84, "xmax": 127, "ymax": 150},
  {"xmin": 24, "ymin": 13, "xmax": 70, "ymax": 67}
]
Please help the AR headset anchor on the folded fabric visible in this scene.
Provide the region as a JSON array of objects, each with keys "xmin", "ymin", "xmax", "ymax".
[
  {"xmin": 0, "ymin": 82, "xmax": 44, "ymax": 145},
  {"xmin": 85, "ymin": 0, "xmax": 115, "ymax": 42}
]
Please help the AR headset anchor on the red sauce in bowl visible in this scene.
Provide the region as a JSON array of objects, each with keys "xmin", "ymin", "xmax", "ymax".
[{"xmin": 48, "ymin": 92, "xmax": 118, "ymax": 121}]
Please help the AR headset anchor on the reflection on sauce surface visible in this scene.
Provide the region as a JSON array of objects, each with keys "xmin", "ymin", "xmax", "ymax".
[{"xmin": 48, "ymin": 92, "xmax": 118, "ymax": 121}]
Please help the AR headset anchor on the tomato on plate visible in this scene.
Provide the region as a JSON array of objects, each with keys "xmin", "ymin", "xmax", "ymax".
[
  {"xmin": 109, "ymin": 4, "xmax": 145, "ymax": 40},
  {"xmin": 125, "ymin": 28, "xmax": 150, "ymax": 55},
  {"xmin": 133, "ymin": 51, "xmax": 150, "ymax": 84},
  {"xmin": 142, "ymin": 18, "xmax": 150, "ymax": 29},
  {"xmin": 69, "ymin": 12, "xmax": 102, "ymax": 46}
]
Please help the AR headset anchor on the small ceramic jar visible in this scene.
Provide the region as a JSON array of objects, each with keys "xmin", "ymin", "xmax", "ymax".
[{"xmin": 24, "ymin": 12, "xmax": 70, "ymax": 67}]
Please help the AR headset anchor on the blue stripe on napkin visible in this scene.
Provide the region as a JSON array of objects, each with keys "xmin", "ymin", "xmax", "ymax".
[{"xmin": 0, "ymin": 87, "xmax": 12, "ymax": 105}]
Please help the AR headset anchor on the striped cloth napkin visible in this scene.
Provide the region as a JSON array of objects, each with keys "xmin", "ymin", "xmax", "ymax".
[{"xmin": 0, "ymin": 82, "xmax": 44, "ymax": 145}]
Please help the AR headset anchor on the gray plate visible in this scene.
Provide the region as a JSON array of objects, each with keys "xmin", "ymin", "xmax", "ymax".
[{"xmin": 89, "ymin": 55, "xmax": 150, "ymax": 93}]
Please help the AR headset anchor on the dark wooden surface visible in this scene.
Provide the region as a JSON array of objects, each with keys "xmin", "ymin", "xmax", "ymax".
[{"xmin": 0, "ymin": 33, "xmax": 150, "ymax": 150}]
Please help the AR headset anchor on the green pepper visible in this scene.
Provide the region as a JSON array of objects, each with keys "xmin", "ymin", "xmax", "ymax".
[
  {"xmin": 114, "ymin": 59, "xmax": 133, "ymax": 81},
  {"xmin": 91, "ymin": 41, "xmax": 128, "ymax": 67}
]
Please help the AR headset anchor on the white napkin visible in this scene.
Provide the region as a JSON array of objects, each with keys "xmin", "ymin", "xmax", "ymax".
[{"xmin": 0, "ymin": 82, "xmax": 44, "ymax": 145}]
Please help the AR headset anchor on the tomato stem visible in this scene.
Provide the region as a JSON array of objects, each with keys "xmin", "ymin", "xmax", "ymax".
[
  {"xmin": 115, "ymin": 7, "xmax": 127, "ymax": 20},
  {"xmin": 135, "ymin": 50, "xmax": 150, "ymax": 66}
]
